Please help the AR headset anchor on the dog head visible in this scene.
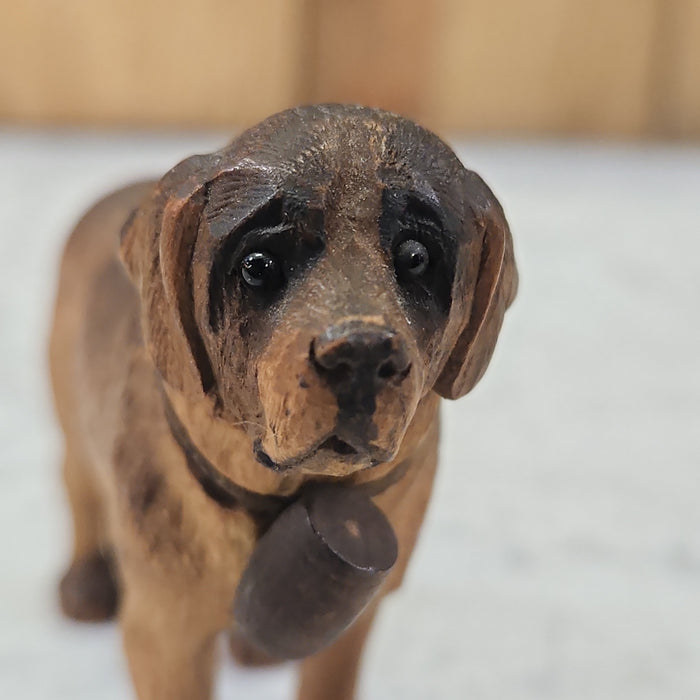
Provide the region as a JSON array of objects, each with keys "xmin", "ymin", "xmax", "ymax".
[{"xmin": 121, "ymin": 105, "xmax": 517, "ymax": 476}]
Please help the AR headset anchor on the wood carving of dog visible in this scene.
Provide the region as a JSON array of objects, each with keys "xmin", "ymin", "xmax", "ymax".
[{"xmin": 49, "ymin": 104, "xmax": 517, "ymax": 700}]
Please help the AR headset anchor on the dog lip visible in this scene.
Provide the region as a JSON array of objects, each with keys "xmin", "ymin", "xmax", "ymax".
[
  {"xmin": 253, "ymin": 440, "xmax": 279, "ymax": 470},
  {"xmin": 254, "ymin": 433, "xmax": 370, "ymax": 472}
]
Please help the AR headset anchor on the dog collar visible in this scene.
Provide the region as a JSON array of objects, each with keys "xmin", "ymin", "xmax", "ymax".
[
  {"xmin": 161, "ymin": 389, "xmax": 413, "ymax": 526},
  {"xmin": 162, "ymin": 392, "xmax": 293, "ymax": 523}
]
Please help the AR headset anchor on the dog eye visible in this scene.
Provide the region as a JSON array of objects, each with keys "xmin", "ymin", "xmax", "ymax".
[
  {"xmin": 241, "ymin": 251, "xmax": 282, "ymax": 289},
  {"xmin": 394, "ymin": 239, "xmax": 429, "ymax": 280}
]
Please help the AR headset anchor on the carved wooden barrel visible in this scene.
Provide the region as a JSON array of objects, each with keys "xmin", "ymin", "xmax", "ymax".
[{"xmin": 233, "ymin": 484, "xmax": 398, "ymax": 659}]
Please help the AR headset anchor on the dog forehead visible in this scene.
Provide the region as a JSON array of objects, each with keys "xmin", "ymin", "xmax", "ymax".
[
  {"xmin": 203, "ymin": 106, "xmax": 467, "ymax": 232},
  {"xmin": 234, "ymin": 105, "xmax": 464, "ymax": 187}
]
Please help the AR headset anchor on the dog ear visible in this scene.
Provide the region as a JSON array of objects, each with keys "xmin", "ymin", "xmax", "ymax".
[
  {"xmin": 120, "ymin": 154, "xmax": 281, "ymax": 398},
  {"xmin": 434, "ymin": 175, "xmax": 518, "ymax": 400},
  {"xmin": 120, "ymin": 155, "xmax": 217, "ymax": 397}
]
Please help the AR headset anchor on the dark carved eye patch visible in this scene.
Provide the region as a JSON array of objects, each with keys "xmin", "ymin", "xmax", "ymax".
[
  {"xmin": 379, "ymin": 188, "xmax": 457, "ymax": 315},
  {"xmin": 208, "ymin": 196, "xmax": 324, "ymax": 329}
]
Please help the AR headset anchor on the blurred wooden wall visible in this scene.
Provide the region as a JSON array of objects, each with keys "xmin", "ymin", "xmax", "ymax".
[{"xmin": 1, "ymin": 0, "xmax": 698, "ymax": 137}]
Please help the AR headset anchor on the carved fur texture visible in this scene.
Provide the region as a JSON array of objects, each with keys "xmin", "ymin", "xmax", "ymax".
[{"xmin": 49, "ymin": 104, "xmax": 517, "ymax": 700}]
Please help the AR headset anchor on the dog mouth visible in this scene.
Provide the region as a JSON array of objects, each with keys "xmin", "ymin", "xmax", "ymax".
[
  {"xmin": 254, "ymin": 433, "xmax": 386, "ymax": 472},
  {"xmin": 318, "ymin": 435, "xmax": 359, "ymax": 456}
]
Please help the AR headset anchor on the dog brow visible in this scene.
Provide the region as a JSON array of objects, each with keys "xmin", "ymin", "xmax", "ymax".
[
  {"xmin": 378, "ymin": 161, "xmax": 441, "ymax": 207},
  {"xmin": 381, "ymin": 185, "xmax": 448, "ymax": 232},
  {"xmin": 205, "ymin": 170, "xmax": 283, "ymax": 239}
]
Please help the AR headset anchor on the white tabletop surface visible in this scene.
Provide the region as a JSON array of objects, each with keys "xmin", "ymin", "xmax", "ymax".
[{"xmin": 1, "ymin": 128, "xmax": 698, "ymax": 699}]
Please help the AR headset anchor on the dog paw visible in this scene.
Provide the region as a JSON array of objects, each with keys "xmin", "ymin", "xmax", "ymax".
[{"xmin": 59, "ymin": 552, "xmax": 119, "ymax": 622}]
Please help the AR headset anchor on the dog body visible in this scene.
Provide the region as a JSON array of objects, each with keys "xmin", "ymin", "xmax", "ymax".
[{"xmin": 50, "ymin": 105, "xmax": 516, "ymax": 700}]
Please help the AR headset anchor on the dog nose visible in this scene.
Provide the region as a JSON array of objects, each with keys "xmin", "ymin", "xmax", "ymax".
[{"xmin": 311, "ymin": 323, "xmax": 410, "ymax": 390}]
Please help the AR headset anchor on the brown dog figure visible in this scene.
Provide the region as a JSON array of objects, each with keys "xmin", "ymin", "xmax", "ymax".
[{"xmin": 49, "ymin": 104, "xmax": 517, "ymax": 700}]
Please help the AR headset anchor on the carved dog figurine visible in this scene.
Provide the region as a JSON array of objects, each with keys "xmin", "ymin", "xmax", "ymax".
[{"xmin": 49, "ymin": 104, "xmax": 517, "ymax": 700}]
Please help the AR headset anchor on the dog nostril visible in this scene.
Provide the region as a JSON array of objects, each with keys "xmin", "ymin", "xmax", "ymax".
[
  {"xmin": 326, "ymin": 361, "xmax": 353, "ymax": 384},
  {"xmin": 379, "ymin": 360, "xmax": 411, "ymax": 382},
  {"xmin": 377, "ymin": 360, "xmax": 397, "ymax": 379}
]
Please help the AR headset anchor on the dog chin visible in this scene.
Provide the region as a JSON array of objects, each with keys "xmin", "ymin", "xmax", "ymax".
[{"xmin": 295, "ymin": 451, "xmax": 374, "ymax": 477}]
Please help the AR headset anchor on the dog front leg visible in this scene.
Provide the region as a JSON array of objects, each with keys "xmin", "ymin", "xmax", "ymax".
[
  {"xmin": 296, "ymin": 602, "xmax": 379, "ymax": 700},
  {"xmin": 120, "ymin": 579, "xmax": 220, "ymax": 700}
]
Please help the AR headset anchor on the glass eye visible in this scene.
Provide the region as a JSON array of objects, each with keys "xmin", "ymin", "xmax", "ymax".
[
  {"xmin": 241, "ymin": 251, "xmax": 282, "ymax": 289},
  {"xmin": 394, "ymin": 239, "xmax": 429, "ymax": 279}
]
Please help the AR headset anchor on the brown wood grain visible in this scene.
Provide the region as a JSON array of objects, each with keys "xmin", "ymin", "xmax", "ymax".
[
  {"xmin": 308, "ymin": 0, "xmax": 439, "ymax": 122},
  {"xmin": 412, "ymin": 0, "xmax": 658, "ymax": 137},
  {"xmin": 649, "ymin": 0, "xmax": 700, "ymax": 138},
  {"xmin": 0, "ymin": 0, "xmax": 309, "ymax": 127},
  {"xmin": 0, "ymin": 0, "xmax": 698, "ymax": 136}
]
